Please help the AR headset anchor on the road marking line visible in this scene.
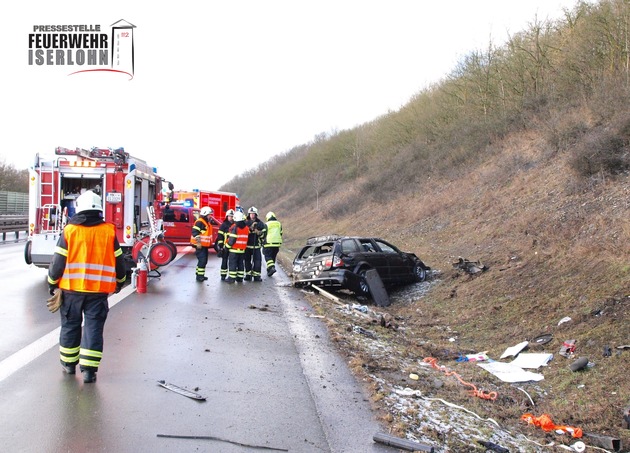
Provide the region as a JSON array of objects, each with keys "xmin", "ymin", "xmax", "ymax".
[
  {"xmin": 0, "ymin": 328, "xmax": 60, "ymax": 383},
  {"xmin": 0, "ymin": 286, "xmax": 131, "ymax": 384},
  {"xmin": 0, "ymin": 249, "xmax": 190, "ymax": 384}
]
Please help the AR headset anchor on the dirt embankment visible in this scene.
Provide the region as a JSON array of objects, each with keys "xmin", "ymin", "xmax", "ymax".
[{"xmin": 277, "ymin": 129, "xmax": 630, "ymax": 452}]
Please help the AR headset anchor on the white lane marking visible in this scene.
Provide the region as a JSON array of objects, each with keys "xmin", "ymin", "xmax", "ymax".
[
  {"xmin": 0, "ymin": 328, "xmax": 60, "ymax": 383},
  {"xmin": 0, "ymin": 248, "xmax": 191, "ymax": 384},
  {"xmin": 0, "ymin": 284, "xmax": 131, "ymax": 383}
]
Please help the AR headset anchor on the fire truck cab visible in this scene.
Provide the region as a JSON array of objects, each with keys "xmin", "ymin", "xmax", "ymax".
[
  {"xmin": 25, "ymin": 146, "xmax": 174, "ymax": 271},
  {"xmin": 159, "ymin": 190, "xmax": 237, "ymax": 247}
]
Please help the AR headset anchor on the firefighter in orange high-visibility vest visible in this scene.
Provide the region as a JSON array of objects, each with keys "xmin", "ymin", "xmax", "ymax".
[
  {"xmin": 191, "ymin": 206, "xmax": 217, "ymax": 282},
  {"xmin": 47, "ymin": 190, "xmax": 126, "ymax": 384},
  {"xmin": 224, "ymin": 211, "xmax": 249, "ymax": 283}
]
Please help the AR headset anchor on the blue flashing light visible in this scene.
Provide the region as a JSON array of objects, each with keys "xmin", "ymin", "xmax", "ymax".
[
  {"xmin": 130, "ymin": 163, "xmax": 136, "ymax": 171},
  {"xmin": 183, "ymin": 199, "xmax": 194, "ymax": 207}
]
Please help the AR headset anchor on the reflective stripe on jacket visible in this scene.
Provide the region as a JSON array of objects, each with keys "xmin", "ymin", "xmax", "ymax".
[
  {"xmin": 59, "ymin": 223, "xmax": 119, "ymax": 293},
  {"xmin": 215, "ymin": 219, "xmax": 233, "ymax": 248},
  {"xmin": 264, "ymin": 220, "xmax": 282, "ymax": 247},
  {"xmin": 190, "ymin": 217, "xmax": 213, "ymax": 247},
  {"xmin": 226, "ymin": 224, "xmax": 249, "ymax": 253}
]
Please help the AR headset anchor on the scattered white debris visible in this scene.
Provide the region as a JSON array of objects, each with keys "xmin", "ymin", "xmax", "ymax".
[
  {"xmin": 500, "ymin": 341, "xmax": 529, "ymax": 359},
  {"xmin": 557, "ymin": 316, "xmax": 572, "ymax": 326}
]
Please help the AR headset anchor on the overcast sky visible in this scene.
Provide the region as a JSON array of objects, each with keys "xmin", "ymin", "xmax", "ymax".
[{"xmin": 1, "ymin": 0, "xmax": 580, "ymax": 192}]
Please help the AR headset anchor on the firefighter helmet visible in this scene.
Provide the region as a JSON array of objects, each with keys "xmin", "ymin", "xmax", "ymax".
[
  {"xmin": 233, "ymin": 211, "xmax": 245, "ymax": 222},
  {"xmin": 248, "ymin": 206, "xmax": 258, "ymax": 215},
  {"xmin": 225, "ymin": 209, "xmax": 235, "ymax": 217},
  {"xmin": 75, "ymin": 190, "xmax": 103, "ymax": 213},
  {"xmin": 200, "ymin": 206, "xmax": 213, "ymax": 216},
  {"xmin": 266, "ymin": 211, "xmax": 276, "ymax": 221}
]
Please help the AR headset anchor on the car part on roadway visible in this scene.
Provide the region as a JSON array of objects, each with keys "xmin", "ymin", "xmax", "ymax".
[
  {"xmin": 157, "ymin": 380, "xmax": 206, "ymax": 400},
  {"xmin": 373, "ymin": 432, "xmax": 434, "ymax": 452}
]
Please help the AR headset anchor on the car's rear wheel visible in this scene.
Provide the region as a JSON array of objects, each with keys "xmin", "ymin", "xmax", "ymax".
[
  {"xmin": 413, "ymin": 262, "xmax": 427, "ymax": 282},
  {"xmin": 358, "ymin": 268, "xmax": 371, "ymax": 295}
]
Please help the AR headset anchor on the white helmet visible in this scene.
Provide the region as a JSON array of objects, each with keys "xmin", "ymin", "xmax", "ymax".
[
  {"xmin": 248, "ymin": 206, "xmax": 258, "ymax": 215},
  {"xmin": 266, "ymin": 211, "xmax": 276, "ymax": 221},
  {"xmin": 75, "ymin": 190, "xmax": 102, "ymax": 213},
  {"xmin": 233, "ymin": 211, "xmax": 245, "ymax": 222},
  {"xmin": 200, "ymin": 206, "xmax": 213, "ymax": 216},
  {"xmin": 225, "ymin": 209, "xmax": 235, "ymax": 217}
]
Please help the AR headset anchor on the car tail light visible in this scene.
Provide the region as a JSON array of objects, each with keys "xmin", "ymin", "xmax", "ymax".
[{"xmin": 332, "ymin": 256, "xmax": 343, "ymax": 268}]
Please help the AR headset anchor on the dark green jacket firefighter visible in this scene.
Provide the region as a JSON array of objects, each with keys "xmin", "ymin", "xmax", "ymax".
[
  {"xmin": 244, "ymin": 206, "xmax": 266, "ymax": 281},
  {"xmin": 263, "ymin": 211, "xmax": 282, "ymax": 277}
]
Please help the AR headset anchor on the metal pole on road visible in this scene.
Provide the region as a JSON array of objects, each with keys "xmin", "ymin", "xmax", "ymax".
[{"xmin": 0, "ymin": 249, "xmax": 389, "ymax": 452}]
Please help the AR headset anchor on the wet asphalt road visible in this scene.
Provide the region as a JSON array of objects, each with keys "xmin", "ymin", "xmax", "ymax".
[{"xmin": 0, "ymin": 241, "xmax": 391, "ymax": 453}]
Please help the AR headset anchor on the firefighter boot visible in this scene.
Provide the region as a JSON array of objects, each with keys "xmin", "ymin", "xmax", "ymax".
[
  {"xmin": 224, "ymin": 277, "xmax": 235, "ymax": 284},
  {"xmin": 253, "ymin": 276, "xmax": 263, "ymax": 282},
  {"xmin": 82, "ymin": 369, "xmax": 97, "ymax": 383},
  {"xmin": 267, "ymin": 265, "xmax": 276, "ymax": 277},
  {"xmin": 196, "ymin": 275, "xmax": 208, "ymax": 282},
  {"xmin": 244, "ymin": 275, "xmax": 252, "ymax": 281},
  {"xmin": 60, "ymin": 360, "xmax": 76, "ymax": 375}
]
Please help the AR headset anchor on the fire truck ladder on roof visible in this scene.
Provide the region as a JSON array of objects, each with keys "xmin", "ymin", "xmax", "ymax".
[{"xmin": 39, "ymin": 158, "xmax": 56, "ymax": 206}]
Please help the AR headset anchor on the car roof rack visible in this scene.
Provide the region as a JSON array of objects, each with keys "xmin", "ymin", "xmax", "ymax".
[{"xmin": 306, "ymin": 234, "xmax": 342, "ymax": 245}]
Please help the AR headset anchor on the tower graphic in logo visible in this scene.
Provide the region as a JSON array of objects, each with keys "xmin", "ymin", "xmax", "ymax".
[{"xmin": 110, "ymin": 19, "xmax": 136, "ymax": 78}]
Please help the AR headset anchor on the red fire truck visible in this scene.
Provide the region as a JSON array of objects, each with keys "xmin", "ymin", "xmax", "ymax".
[
  {"xmin": 25, "ymin": 146, "xmax": 176, "ymax": 271},
  {"xmin": 159, "ymin": 189, "xmax": 238, "ymax": 246}
]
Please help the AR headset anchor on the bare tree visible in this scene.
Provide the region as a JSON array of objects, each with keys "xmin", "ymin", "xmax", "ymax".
[
  {"xmin": 0, "ymin": 160, "xmax": 29, "ymax": 192},
  {"xmin": 310, "ymin": 170, "xmax": 326, "ymax": 210}
]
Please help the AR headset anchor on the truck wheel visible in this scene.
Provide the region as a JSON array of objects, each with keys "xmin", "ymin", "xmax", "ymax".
[{"xmin": 24, "ymin": 240, "xmax": 32, "ymax": 265}]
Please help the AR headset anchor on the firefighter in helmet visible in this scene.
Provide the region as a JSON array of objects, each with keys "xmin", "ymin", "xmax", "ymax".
[
  {"xmin": 213, "ymin": 209, "xmax": 235, "ymax": 280},
  {"xmin": 191, "ymin": 206, "xmax": 215, "ymax": 282},
  {"xmin": 47, "ymin": 190, "xmax": 126, "ymax": 383},
  {"xmin": 244, "ymin": 207, "xmax": 266, "ymax": 281},
  {"xmin": 263, "ymin": 211, "xmax": 283, "ymax": 276},
  {"xmin": 224, "ymin": 211, "xmax": 249, "ymax": 283}
]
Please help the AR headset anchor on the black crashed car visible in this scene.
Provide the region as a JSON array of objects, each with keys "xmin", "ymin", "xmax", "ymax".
[{"xmin": 292, "ymin": 235, "xmax": 430, "ymax": 295}]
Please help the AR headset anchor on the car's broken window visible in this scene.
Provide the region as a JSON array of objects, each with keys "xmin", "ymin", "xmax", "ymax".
[
  {"xmin": 375, "ymin": 240, "xmax": 396, "ymax": 253},
  {"xmin": 359, "ymin": 239, "xmax": 377, "ymax": 252},
  {"xmin": 319, "ymin": 243, "xmax": 334, "ymax": 254},
  {"xmin": 341, "ymin": 239, "xmax": 359, "ymax": 253},
  {"xmin": 299, "ymin": 246, "xmax": 318, "ymax": 259}
]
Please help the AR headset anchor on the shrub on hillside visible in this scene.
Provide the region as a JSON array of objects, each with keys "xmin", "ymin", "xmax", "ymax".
[
  {"xmin": 570, "ymin": 128, "xmax": 630, "ymax": 177},
  {"xmin": 545, "ymin": 114, "xmax": 589, "ymax": 152}
]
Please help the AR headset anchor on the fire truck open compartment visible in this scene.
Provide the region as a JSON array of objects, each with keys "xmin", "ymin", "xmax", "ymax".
[{"xmin": 58, "ymin": 173, "xmax": 104, "ymax": 217}]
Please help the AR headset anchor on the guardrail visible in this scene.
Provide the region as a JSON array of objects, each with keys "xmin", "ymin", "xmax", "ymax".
[{"xmin": 0, "ymin": 215, "xmax": 28, "ymax": 242}]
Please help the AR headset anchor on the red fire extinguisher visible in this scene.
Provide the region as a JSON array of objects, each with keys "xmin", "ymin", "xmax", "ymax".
[{"xmin": 137, "ymin": 259, "xmax": 148, "ymax": 294}]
